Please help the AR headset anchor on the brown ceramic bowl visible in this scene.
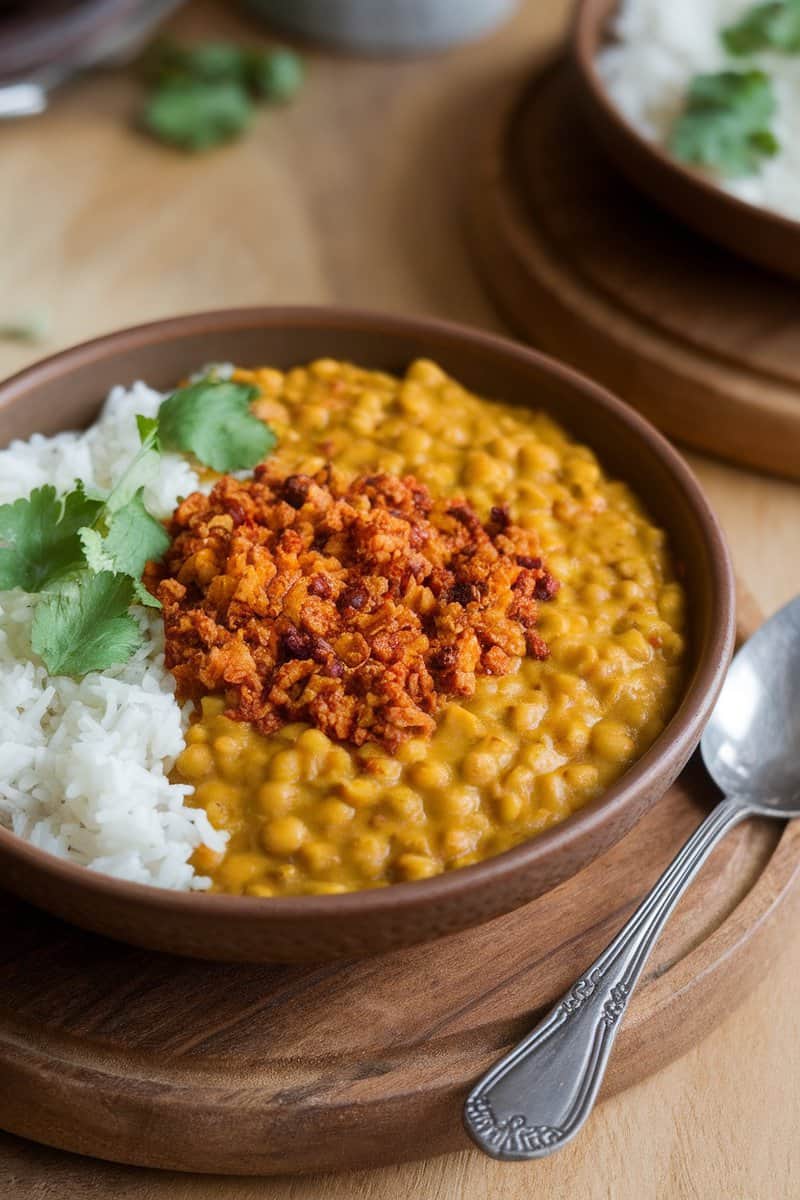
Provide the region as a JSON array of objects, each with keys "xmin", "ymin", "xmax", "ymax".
[
  {"xmin": 0, "ymin": 308, "xmax": 735, "ymax": 962},
  {"xmin": 572, "ymin": 0, "xmax": 800, "ymax": 280}
]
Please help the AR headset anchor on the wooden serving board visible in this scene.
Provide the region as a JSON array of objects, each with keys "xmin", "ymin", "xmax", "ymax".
[
  {"xmin": 466, "ymin": 57, "xmax": 800, "ymax": 481},
  {"xmin": 0, "ymin": 589, "xmax": 797, "ymax": 1177}
]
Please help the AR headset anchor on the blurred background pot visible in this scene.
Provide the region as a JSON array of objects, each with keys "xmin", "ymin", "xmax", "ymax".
[{"xmin": 245, "ymin": 0, "xmax": 519, "ymax": 54}]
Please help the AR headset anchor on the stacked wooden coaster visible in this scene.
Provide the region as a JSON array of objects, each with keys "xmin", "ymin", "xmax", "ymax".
[{"xmin": 467, "ymin": 58, "xmax": 800, "ymax": 481}]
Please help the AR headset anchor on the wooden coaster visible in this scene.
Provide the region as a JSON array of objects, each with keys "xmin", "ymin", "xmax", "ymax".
[
  {"xmin": 0, "ymin": 589, "xmax": 797, "ymax": 1177},
  {"xmin": 466, "ymin": 57, "xmax": 800, "ymax": 481}
]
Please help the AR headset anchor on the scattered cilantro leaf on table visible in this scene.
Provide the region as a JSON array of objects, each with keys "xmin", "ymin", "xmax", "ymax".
[
  {"xmin": 0, "ymin": 483, "xmax": 102, "ymax": 592},
  {"xmin": 246, "ymin": 49, "xmax": 305, "ymax": 103},
  {"xmin": 142, "ymin": 79, "xmax": 253, "ymax": 153},
  {"xmin": 31, "ymin": 571, "xmax": 143, "ymax": 677},
  {"xmin": 138, "ymin": 38, "xmax": 304, "ymax": 153},
  {"xmin": 669, "ymin": 70, "xmax": 779, "ymax": 177},
  {"xmin": 0, "ymin": 310, "xmax": 51, "ymax": 345},
  {"xmin": 158, "ymin": 379, "xmax": 276, "ymax": 472},
  {"xmin": 723, "ymin": 0, "xmax": 800, "ymax": 54},
  {"xmin": 142, "ymin": 40, "xmax": 248, "ymax": 85}
]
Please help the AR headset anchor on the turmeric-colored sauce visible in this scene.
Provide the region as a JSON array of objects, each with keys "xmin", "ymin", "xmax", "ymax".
[{"xmin": 172, "ymin": 359, "xmax": 686, "ymax": 895}]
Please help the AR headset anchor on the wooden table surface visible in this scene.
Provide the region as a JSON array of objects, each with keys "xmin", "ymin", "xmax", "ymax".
[{"xmin": 0, "ymin": 1, "xmax": 798, "ymax": 1197}]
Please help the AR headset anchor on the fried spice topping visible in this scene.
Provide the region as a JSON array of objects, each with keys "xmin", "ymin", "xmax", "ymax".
[{"xmin": 148, "ymin": 466, "xmax": 559, "ymax": 751}]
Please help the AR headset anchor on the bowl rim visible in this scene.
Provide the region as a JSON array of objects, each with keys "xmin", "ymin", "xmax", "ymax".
[
  {"xmin": 0, "ymin": 305, "xmax": 736, "ymax": 921},
  {"xmin": 0, "ymin": 0, "xmax": 150, "ymax": 77},
  {"xmin": 571, "ymin": 0, "xmax": 800, "ymax": 240}
]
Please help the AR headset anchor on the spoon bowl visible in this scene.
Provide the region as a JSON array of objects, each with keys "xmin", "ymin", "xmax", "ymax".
[{"xmin": 702, "ymin": 596, "xmax": 800, "ymax": 814}]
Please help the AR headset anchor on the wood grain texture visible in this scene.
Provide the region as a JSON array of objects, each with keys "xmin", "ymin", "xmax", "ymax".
[
  {"xmin": 0, "ymin": 594, "xmax": 796, "ymax": 1176},
  {"xmin": 0, "ymin": 0, "xmax": 798, "ymax": 1196},
  {"xmin": 467, "ymin": 59, "xmax": 800, "ymax": 480}
]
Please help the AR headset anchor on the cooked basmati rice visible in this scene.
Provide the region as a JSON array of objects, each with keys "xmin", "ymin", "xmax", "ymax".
[
  {"xmin": 597, "ymin": 0, "xmax": 800, "ymax": 220},
  {"xmin": 0, "ymin": 382, "xmax": 227, "ymax": 889}
]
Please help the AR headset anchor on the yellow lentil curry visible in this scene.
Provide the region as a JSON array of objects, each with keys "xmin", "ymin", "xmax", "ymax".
[{"xmin": 172, "ymin": 359, "xmax": 686, "ymax": 896}]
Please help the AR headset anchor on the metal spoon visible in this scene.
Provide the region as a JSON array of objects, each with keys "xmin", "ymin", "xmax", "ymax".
[{"xmin": 464, "ymin": 595, "xmax": 800, "ymax": 1161}]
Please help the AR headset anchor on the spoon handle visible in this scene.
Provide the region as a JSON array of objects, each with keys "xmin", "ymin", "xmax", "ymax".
[{"xmin": 463, "ymin": 795, "xmax": 748, "ymax": 1161}]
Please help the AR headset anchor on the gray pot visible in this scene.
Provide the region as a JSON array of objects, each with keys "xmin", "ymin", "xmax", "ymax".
[{"xmin": 246, "ymin": 0, "xmax": 518, "ymax": 54}]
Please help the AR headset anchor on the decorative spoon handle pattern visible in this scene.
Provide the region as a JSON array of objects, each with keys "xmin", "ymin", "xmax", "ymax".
[{"xmin": 464, "ymin": 795, "xmax": 747, "ymax": 1160}]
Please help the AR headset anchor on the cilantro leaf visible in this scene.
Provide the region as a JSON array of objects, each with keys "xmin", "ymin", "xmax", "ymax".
[
  {"xmin": 0, "ymin": 484, "xmax": 103, "ymax": 592},
  {"xmin": 0, "ymin": 309, "xmax": 50, "ymax": 345},
  {"xmin": 722, "ymin": 1, "xmax": 800, "ymax": 54},
  {"xmin": 31, "ymin": 571, "xmax": 143, "ymax": 677},
  {"xmin": 158, "ymin": 379, "xmax": 276, "ymax": 472},
  {"xmin": 142, "ymin": 38, "xmax": 304, "ymax": 101},
  {"xmin": 246, "ymin": 49, "xmax": 305, "ymax": 103},
  {"xmin": 0, "ymin": 408, "xmax": 175, "ymax": 679},
  {"xmin": 669, "ymin": 70, "xmax": 779, "ymax": 178},
  {"xmin": 137, "ymin": 38, "xmax": 304, "ymax": 154},
  {"xmin": 142, "ymin": 79, "xmax": 253, "ymax": 152},
  {"xmin": 104, "ymin": 421, "xmax": 161, "ymax": 513},
  {"xmin": 141, "ymin": 39, "xmax": 247, "ymax": 86},
  {"xmin": 136, "ymin": 414, "xmax": 160, "ymax": 446},
  {"xmin": 132, "ymin": 577, "xmax": 162, "ymax": 609},
  {"xmin": 79, "ymin": 489, "xmax": 169, "ymax": 581}
]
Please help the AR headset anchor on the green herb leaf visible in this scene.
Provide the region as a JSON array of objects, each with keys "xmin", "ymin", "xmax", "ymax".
[
  {"xmin": 142, "ymin": 79, "xmax": 253, "ymax": 152},
  {"xmin": 246, "ymin": 49, "xmax": 305, "ymax": 103},
  {"xmin": 137, "ymin": 38, "xmax": 304, "ymax": 154},
  {"xmin": 136, "ymin": 414, "xmax": 160, "ymax": 446},
  {"xmin": 722, "ymin": 0, "xmax": 800, "ymax": 54},
  {"xmin": 158, "ymin": 379, "xmax": 276, "ymax": 472},
  {"xmin": 141, "ymin": 39, "xmax": 247, "ymax": 86},
  {"xmin": 0, "ymin": 309, "xmax": 51, "ymax": 345},
  {"xmin": 0, "ymin": 484, "xmax": 103, "ymax": 592},
  {"xmin": 104, "ymin": 420, "xmax": 161, "ymax": 513},
  {"xmin": 669, "ymin": 70, "xmax": 779, "ymax": 177},
  {"xmin": 171, "ymin": 41, "xmax": 247, "ymax": 83},
  {"xmin": 79, "ymin": 489, "xmax": 169, "ymax": 582},
  {"xmin": 132, "ymin": 577, "xmax": 162, "ymax": 609},
  {"xmin": 31, "ymin": 571, "xmax": 143, "ymax": 676}
]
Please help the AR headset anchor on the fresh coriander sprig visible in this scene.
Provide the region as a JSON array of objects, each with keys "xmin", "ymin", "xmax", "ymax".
[
  {"xmin": 31, "ymin": 572, "xmax": 144, "ymax": 678},
  {"xmin": 143, "ymin": 80, "xmax": 253, "ymax": 153},
  {"xmin": 139, "ymin": 39, "xmax": 304, "ymax": 153},
  {"xmin": 0, "ymin": 378, "xmax": 276, "ymax": 677},
  {"xmin": 158, "ymin": 379, "xmax": 276, "ymax": 472},
  {"xmin": 723, "ymin": 0, "xmax": 800, "ymax": 55},
  {"xmin": 668, "ymin": 69, "xmax": 779, "ymax": 178},
  {"xmin": 0, "ymin": 483, "xmax": 102, "ymax": 593}
]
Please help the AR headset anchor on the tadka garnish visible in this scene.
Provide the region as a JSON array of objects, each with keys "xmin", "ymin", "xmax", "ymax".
[
  {"xmin": 148, "ymin": 466, "xmax": 559, "ymax": 752},
  {"xmin": 0, "ymin": 378, "xmax": 276, "ymax": 678}
]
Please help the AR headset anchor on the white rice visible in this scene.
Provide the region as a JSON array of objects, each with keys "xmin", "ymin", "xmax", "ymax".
[
  {"xmin": 597, "ymin": 0, "xmax": 800, "ymax": 220},
  {"xmin": 0, "ymin": 382, "xmax": 227, "ymax": 889}
]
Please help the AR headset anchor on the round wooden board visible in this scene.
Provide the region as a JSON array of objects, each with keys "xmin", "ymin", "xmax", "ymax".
[
  {"xmin": 466, "ymin": 57, "xmax": 800, "ymax": 481},
  {"xmin": 0, "ymin": 588, "xmax": 797, "ymax": 1177}
]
